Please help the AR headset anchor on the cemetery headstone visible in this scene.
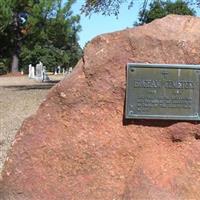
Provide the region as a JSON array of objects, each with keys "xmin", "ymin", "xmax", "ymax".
[
  {"xmin": 68, "ymin": 67, "xmax": 72, "ymax": 73},
  {"xmin": 62, "ymin": 68, "xmax": 65, "ymax": 75},
  {"xmin": 54, "ymin": 67, "xmax": 58, "ymax": 75},
  {"xmin": 28, "ymin": 64, "xmax": 35, "ymax": 79},
  {"xmin": 31, "ymin": 66, "xmax": 35, "ymax": 78},
  {"xmin": 58, "ymin": 66, "xmax": 61, "ymax": 74},
  {"xmin": 42, "ymin": 66, "xmax": 50, "ymax": 82},
  {"xmin": 35, "ymin": 61, "xmax": 43, "ymax": 81}
]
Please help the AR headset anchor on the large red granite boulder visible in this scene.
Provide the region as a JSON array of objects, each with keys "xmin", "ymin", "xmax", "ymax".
[{"xmin": 1, "ymin": 15, "xmax": 200, "ymax": 200}]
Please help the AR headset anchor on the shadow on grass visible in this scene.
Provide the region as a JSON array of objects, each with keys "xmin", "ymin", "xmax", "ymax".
[{"xmin": 2, "ymin": 80, "xmax": 60, "ymax": 91}]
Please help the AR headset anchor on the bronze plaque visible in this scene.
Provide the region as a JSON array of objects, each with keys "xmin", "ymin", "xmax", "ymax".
[{"xmin": 125, "ymin": 63, "xmax": 200, "ymax": 120}]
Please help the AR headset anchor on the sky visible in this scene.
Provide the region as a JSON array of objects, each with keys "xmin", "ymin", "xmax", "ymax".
[
  {"xmin": 72, "ymin": 0, "xmax": 142, "ymax": 48},
  {"xmin": 72, "ymin": 1, "xmax": 200, "ymax": 48}
]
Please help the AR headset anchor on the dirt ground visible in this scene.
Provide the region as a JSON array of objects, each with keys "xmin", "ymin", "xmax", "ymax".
[{"xmin": 0, "ymin": 74, "xmax": 64, "ymax": 174}]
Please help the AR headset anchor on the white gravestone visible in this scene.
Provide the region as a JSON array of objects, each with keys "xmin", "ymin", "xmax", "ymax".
[
  {"xmin": 62, "ymin": 68, "xmax": 65, "ymax": 75},
  {"xmin": 35, "ymin": 61, "xmax": 43, "ymax": 81},
  {"xmin": 28, "ymin": 64, "xmax": 35, "ymax": 79},
  {"xmin": 28, "ymin": 64, "xmax": 32, "ymax": 78},
  {"xmin": 42, "ymin": 66, "xmax": 50, "ymax": 82},
  {"xmin": 54, "ymin": 67, "xmax": 58, "ymax": 75},
  {"xmin": 31, "ymin": 66, "xmax": 35, "ymax": 78},
  {"xmin": 58, "ymin": 66, "xmax": 61, "ymax": 74},
  {"xmin": 69, "ymin": 67, "xmax": 73, "ymax": 74}
]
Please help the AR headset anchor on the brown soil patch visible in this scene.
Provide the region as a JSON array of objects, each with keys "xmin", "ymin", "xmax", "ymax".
[{"xmin": 0, "ymin": 75, "xmax": 63, "ymax": 174}]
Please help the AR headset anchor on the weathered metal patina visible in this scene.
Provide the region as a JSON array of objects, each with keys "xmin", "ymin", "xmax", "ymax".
[{"xmin": 126, "ymin": 63, "xmax": 200, "ymax": 120}]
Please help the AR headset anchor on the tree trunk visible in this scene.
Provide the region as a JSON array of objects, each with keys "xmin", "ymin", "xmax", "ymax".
[
  {"xmin": 11, "ymin": 13, "xmax": 20, "ymax": 73},
  {"xmin": 11, "ymin": 53, "xmax": 19, "ymax": 72}
]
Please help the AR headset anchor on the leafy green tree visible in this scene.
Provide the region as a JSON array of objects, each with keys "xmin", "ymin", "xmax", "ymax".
[
  {"xmin": 0, "ymin": 0, "xmax": 81, "ymax": 73},
  {"xmin": 21, "ymin": 0, "xmax": 82, "ymax": 72},
  {"xmin": 135, "ymin": 0, "xmax": 196, "ymax": 25},
  {"xmin": 81, "ymin": 0, "xmax": 199, "ymax": 16},
  {"xmin": 81, "ymin": 0, "xmax": 136, "ymax": 16},
  {"xmin": 0, "ymin": 0, "xmax": 40, "ymax": 72}
]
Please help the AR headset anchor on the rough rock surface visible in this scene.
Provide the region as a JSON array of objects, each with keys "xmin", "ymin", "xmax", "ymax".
[{"xmin": 1, "ymin": 15, "xmax": 200, "ymax": 200}]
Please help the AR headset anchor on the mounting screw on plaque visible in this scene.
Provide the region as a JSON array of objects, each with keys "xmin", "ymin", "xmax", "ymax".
[{"xmin": 129, "ymin": 110, "xmax": 134, "ymax": 115}]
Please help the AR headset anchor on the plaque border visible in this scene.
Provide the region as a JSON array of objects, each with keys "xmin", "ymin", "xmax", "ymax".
[{"xmin": 125, "ymin": 63, "xmax": 200, "ymax": 120}]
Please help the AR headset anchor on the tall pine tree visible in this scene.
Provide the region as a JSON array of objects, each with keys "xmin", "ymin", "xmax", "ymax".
[
  {"xmin": 0, "ymin": 0, "xmax": 39, "ymax": 72},
  {"xmin": 21, "ymin": 0, "xmax": 82, "ymax": 72},
  {"xmin": 0, "ymin": 0, "xmax": 81, "ymax": 72}
]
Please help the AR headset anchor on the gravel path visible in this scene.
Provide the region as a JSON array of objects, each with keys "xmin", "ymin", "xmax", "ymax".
[{"xmin": 0, "ymin": 75, "xmax": 63, "ymax": 174}]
